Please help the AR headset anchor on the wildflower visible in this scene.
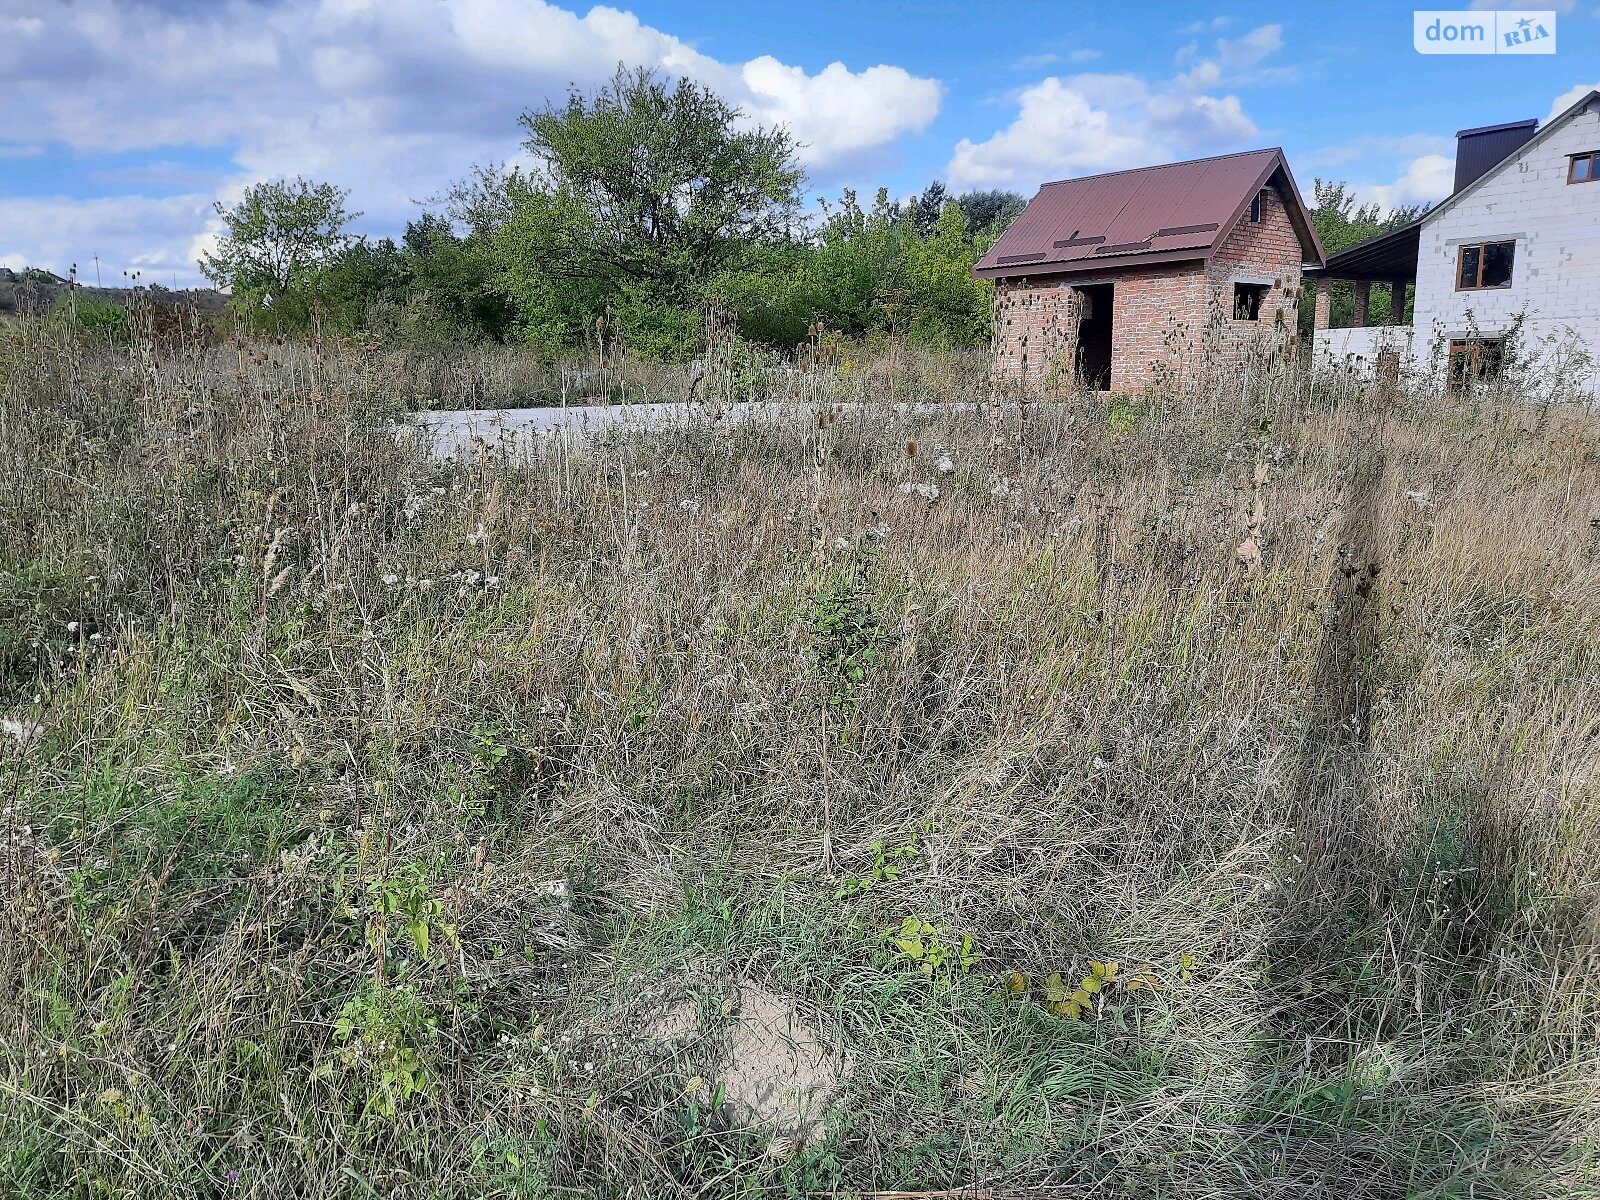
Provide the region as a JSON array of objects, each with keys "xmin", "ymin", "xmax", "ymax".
[
  {"xmin": 897, "ymin": 481, "xmax": 939, "ymax": 502},
  {"xmin": 485, "ymin": 575, "xmax": 501, "ymax": 589},
  {"xmin": 466, "ymin": 524, "xmax": 488, "ymax": 546},
  {"xmin": 1405, "ymin": 490, "xmax": 1432, "ymax": 510},
  {"xmin": 381, "ymin": 573, "xmax": 400, "ymax": 586},
  {"xmin": 833, "ymin": 536, "xmax": 850, "ymax": 551},
  {"xmin": 66, "ymin": 621, "xmax": 79, "ymax": 633},
  {"xmin": 936, "ymin": 454, "xmax": 954, "ymax": 475}
]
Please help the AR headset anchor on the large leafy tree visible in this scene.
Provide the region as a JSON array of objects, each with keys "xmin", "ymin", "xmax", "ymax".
[
  {"xmin": 200, "ymin": 178, "xmax": 359, "ymax": 316},
  {"xmin": 955, "ymin": 188, "xmax": 1026, "ymax": 239},
  {"xmin": 495, "ymin": 65, "xmax": 805, "ymax": 351}
]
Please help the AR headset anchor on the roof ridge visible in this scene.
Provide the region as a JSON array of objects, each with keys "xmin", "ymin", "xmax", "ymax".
[{"xmin": 1037, "ymin": 146, "xmax": 1282, "ymax": 189}]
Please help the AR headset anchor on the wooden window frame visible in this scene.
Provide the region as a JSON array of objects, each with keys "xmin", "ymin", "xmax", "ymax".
[
  {"xmin": 1455, "ymin": 240, "xmax": 1515, "ymax": 291},
  {"xmin": 1568, "ymin": 152, "xmax": 1598, "ymax": 184},
  {"xmin": 1447, "ymin": 337, "xmax": 1505, "ymax": 394}
]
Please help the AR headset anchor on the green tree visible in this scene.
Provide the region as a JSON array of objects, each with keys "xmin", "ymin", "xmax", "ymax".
[
  {"xmin": 401, "ymin": 214, "xmax": 515, "ymax": 342},
  {"xmin": 200, "ymin": 178, "xmax": 359, "ymax": 323},
  {"xmin": 901, "ymin": 201, "xmax": 993, "ymax": 348},
  {"xmin": 909, "ymin": 181, "xmax": 948, "ymax": 238},
  {"xmin": 312, "ymin": 237, "xmax": 407, "ymax": 336},
  {"xmin": 1307, "ymin": 179, "xmax": 1424, "ymax": 330},
  {"xmin": 956, "ymin": 189, "xmax": 1026, "ymax": 238},
  {"xmin": 494, "ymin": 65, "xmax": 805, "ymax": 354}
]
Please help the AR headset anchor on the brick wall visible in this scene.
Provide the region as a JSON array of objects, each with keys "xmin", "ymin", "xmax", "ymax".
[
  {"xmin": 992, "ymin": 184, "xmax": 1306, "ymax": 392},
  {"xmin": 1204, "ymin": 184, "xmax": 1306, "ymax": 371},
  {"xmin": 992, "ymin": 279, "xmax": 1080, "ymax": 379}
]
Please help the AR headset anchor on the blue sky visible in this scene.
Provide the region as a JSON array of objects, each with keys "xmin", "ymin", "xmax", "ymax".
[{"xmin": 1, "ymin": 0, "xmax": 1594, "ymax": 287}]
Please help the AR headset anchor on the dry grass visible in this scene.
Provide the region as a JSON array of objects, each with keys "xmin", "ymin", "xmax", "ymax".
[{"xmin": 2, "ymin": 327, "xmax": 1599, "ymax": 1199}]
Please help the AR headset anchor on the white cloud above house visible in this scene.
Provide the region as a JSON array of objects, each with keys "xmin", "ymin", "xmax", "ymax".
[
  {"xmin": 946, "ymin": 24, "xmax": 1284, "ymax": 189},
  {"xmin": 1548, "ymin": 81, "xmax": 1600, "ymax": 121},
  {"xmin": 1359, "ymin": 154, "xmax": 1456, "ymax": 211},
  {"xmin": 0, "ymin": 0, "xmax": 942, "ymax": 283}
]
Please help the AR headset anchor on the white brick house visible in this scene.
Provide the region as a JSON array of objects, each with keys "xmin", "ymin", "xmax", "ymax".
[{"xmin": 1312, "ymin": 89, "xmax": 1600, "ymax": 398}]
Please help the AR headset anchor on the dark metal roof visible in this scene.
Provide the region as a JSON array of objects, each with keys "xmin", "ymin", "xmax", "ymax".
[
  {"xmin": 1455, "ymin": 118, "xmax": 1537, "ymax": 139},
  {"xmin": 1454, "ymin": 118, "xmax": 1538, "ymax": 193},
  {"xmin": 973, "ymin": 147, "xmax": 1324, "ymax": 280},
  {"xmin": 1305, "ymin": 221, "xmax": 1422, "ymax": 282}
]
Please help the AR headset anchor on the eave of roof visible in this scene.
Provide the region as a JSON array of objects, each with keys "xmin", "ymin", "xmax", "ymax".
[
  {"xmin": 1304, "ymin": 220, "xmax": 1423, "ymax": 281},
  {"xmin": 1455, "ymin": 118, "xmax": 1537, "ymax": 138}
]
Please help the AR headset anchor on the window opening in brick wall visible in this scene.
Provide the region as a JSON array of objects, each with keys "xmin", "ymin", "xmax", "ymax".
[
  {"xmin": 1569, "ymin": 152, "xmax": 1597, "ymax": 184},
  {"xmin": 1233, "ymin": 282, "xmax": 1269, "ymax": 321},
  {"xmin": 1456, "ymin": 241, "xmax": 1515, "ymax": 290}
]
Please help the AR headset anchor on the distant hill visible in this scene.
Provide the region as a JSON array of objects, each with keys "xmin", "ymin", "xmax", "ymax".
[{"xmin": 0, "ymin": 267, "xmax": 228, "ymax": 317}]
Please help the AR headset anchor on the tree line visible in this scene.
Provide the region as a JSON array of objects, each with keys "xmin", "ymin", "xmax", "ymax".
[{"xmin": 196, "ymin": 65, "xmax": 1417, "ymax": 358}]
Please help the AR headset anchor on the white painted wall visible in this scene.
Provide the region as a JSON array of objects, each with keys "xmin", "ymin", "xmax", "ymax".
[
  {"xmin": 1412, "ymin": 97, "xmax": 1600, "ymax": 397},
  {"xmin": 1313, "ymin": 325, "xmax": 1415, "ymax": 374}
]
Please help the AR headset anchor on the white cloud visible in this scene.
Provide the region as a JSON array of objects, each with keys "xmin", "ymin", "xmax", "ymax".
[
  {"xmin": 1357, "ymin": 154, "xmax": 1455, "ymax": 211},
  {"xmin": 1549, "ymin": 81, "xmax": 1600, "ymax": 121},
  {"xmin": 1217, "ymin": 23, "xmax": 1283, "ymax": 68},
  {"xmin": 0, "ymin": 0, "xmax": 941, "ymax": 283},
  {"xmin": 733, "ymin": 57, "xmax": 941, "ymax": 175},
  {"xmin": 1013, "ymin": 49, "xmax": 1102, "ymax": 70},
  {"xmin": 1179, "ymin": 16, "xmax": 1234, "ymax": 35},
  {"xmin": 947, "ymin": 24, "xmax": 1283, "ymax": 189},
  {"xmin": 0, "ymin": 194, "xmax": 217, "ymax": 286}
]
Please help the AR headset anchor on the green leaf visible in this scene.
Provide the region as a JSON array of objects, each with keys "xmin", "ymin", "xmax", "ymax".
[{"xmin": 1044, "ymin": 971, "xmax": 1071, "ymax": 1003}]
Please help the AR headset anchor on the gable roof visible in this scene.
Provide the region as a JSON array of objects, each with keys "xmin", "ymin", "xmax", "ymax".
[
  {"xmin": 1418, "ymin": 89, "xmax": 1600, "ymax": 229},
  {"xmin": 973, "ymin": 147, "xmax": 1324, "ymax": 280}
]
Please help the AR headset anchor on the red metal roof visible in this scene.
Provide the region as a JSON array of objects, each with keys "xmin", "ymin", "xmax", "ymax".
[{"xmin": 973, "ymin": 147, "xmax": 1323, "ymax": 279}]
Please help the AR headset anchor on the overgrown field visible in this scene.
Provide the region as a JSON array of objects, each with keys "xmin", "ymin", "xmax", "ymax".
[{"xmin": 2, "ymin": 334, "xmax": 1599, "ymax": 1199}]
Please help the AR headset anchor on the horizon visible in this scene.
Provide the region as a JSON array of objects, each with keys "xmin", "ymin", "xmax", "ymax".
[{"xmin": 2, "ymin": 0, "xmax": 1594, "ymax": 288}]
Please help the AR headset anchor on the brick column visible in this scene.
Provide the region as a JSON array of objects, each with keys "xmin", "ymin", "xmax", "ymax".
[
  {"xmin": 1352, "ymin": 280, "xmax": 1371, "ymax": 328},
  {"xmin": 1390, "ymin": 279, "xmax": 1408, "ymax": 325},
  {"xmin": 1313, "ymin": 277, "xmax": 1331, "ymax": 331}
]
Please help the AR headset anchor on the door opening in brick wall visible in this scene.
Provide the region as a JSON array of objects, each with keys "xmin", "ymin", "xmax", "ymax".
[{"xmin": 1072, "ymin": 283, "xmax": 1113, "ymax": 391}]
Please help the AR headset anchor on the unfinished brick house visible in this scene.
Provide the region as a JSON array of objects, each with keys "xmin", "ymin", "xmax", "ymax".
[{"xmin": 973, "ymin": 148, "xmax": 1325, "ymax": 391}]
